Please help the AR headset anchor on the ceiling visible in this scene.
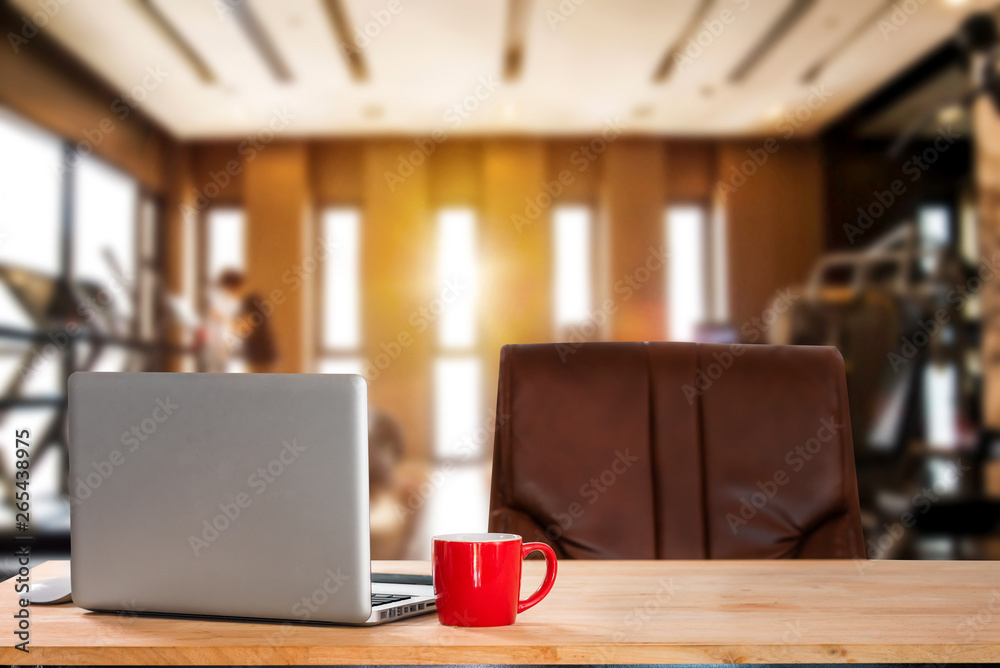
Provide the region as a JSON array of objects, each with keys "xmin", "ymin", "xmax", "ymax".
[{"xmin": 9, "ymin": 0, "xmax": 996, "ymax": 139}]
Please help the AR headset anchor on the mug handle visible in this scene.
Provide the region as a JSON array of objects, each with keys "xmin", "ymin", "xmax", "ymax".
[{"xmin": 517, "ymin": 542, "xmax": 558, "ymax": 614}]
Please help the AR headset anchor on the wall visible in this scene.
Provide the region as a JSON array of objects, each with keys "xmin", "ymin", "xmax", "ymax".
[
  {"xmin": 170, "ymin": 137, "xmax": 826, "ymax": 460},
  {"xmin": 975, "ymin": 98, "xmax": 1000, "ymax": 428},
  {"xmin": 719, "ymin": 141, "xmax": 826, "ymax": 325},
  {"xmin": 823, "ymin": 137, "xmax": 971, "ymax": 251},
  {"xmin": 244, "ymin": 143, "xmax": 313, "ymax": 373}
]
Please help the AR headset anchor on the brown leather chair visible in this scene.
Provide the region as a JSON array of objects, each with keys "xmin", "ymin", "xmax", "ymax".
[{"xmin": 488, "ymin": 342, "xmax": 866, "ymax": 559}]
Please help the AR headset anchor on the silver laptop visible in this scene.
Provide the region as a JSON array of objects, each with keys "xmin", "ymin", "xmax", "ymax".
[{"xmin": 68, "ymin": 372, "xmax": 435, "ymax": 625}]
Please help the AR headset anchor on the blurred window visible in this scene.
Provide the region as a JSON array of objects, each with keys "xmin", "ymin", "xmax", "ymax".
[
  {"xmin": 206, "ymin": 208, "xmax": 246, "ymax": 373},
  {"xmin": 667, "ymin": 205, "xmax": 708, "ymax": 341},
  {"xmin": 924, "ymin": 362, "xmax": 958, "ymax": 451},
  {"xmin": 74, "ymin": 154, "xmax": 140, "ymax": 373},
  {"xmin": 0, "ymin": 109, "xmax": 157, "ymax": 528},
  {"xmin": 433, "ymin": 208, "xmax": 483, "ymax": 456},
  {"xmin": 207, "ymin": 208, "xmax": 246, "ymax": 279},
  {"xmin": 436, "ymin": 208, "xmax": 477, "ymax": 349},
  {"xmin": 917, "ymin": 204, "xmax": 951, "ymax": 274},
  {"xmin": 553, "ymin": 205, "xmax": 593, "ymax": 333},
  {"xmin": 322, "ymin": 207, "xmax": 361, "ymax": 350},
  {"xmin": 427, "ymin": 207, "xmax": 489, "ymax": 544},
  {"xmin": 434, "ymin": 357, "xmax": 482, "ymax": 459},
  {"xmin": 423, "ymin": 416, "xmax": 490, "ymax": 535},
  {"xmin": 0, "ymin": 107, "xmax": 63, "ymax": 365},
  {"xmin": 319, "ymin": 206, "xmax": 362, "ymax": 375},
  {"xmin": 74, "ymin": 155, "xmax": 138, "ymax": 320},
  {"xmin": 0, "ymin": 108, "xmax": 62, "ymax": 277},
  {"xmin": 318, "ymin": 358, "xmax": 365, "ymax": 375},
  {"xmin": 0, "ymin": 406, "xmax": 65, "ymax": 510}
]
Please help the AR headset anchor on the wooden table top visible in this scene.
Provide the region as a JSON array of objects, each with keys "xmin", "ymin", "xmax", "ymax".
[{"xmin": 1, "ymin": 558, "xmax": 998, "ymax": 664}]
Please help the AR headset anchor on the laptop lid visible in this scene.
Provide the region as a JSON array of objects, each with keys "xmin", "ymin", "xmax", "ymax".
[{"xmin": 68, "ymin": 372, "xmax": 372, "ymax": 624}]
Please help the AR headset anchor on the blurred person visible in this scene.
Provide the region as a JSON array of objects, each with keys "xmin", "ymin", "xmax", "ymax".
[
  {"xmin": 368, "ymin": 408, "xmax": 417, "ymax": 559},
  {"xmin": 208, "ymin": 269, "xmax": 278, "ymax": 373}
]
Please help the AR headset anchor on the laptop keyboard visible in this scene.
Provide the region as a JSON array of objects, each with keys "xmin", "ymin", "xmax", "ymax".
[{"xmin": 372, "ymin": 594, "xmax": 412, "ymax": 607}]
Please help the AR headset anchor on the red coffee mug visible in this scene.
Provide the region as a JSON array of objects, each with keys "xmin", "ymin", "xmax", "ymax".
[{"xmin": 432, "ymin": 533, "xmax": 557, "ymax": 627}]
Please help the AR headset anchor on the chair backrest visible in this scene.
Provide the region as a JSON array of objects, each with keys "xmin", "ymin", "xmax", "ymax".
[{"xmin": 488, "ymin": 342, "xmax": 866, "ymax": 559}]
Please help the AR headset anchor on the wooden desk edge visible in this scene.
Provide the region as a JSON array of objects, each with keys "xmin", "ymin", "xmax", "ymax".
[
  {"xmin": 0, "ymin": 643, "xmax": 995, "ymax": 665},
  {"xmin": 4, "ymin": 561, "xmax": 999, "ymax": 664}
]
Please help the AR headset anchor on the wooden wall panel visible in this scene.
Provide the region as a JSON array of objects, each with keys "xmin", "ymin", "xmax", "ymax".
[
  {"xmin": 161, "ymin": 144, "xmax": 195, "ymax": 372},
  {"xmin": 665, "ymin": 140, "xmax": 715, "ymax": 202},
  {"xmin": 601, "ymin": 140, "xmax": 668, "ymax": 341},
  {"xmin": 430, "ymin": 141, "xmax": 482, "ymax": 206},
  {"xmin": 975, "ymin": 99, "xmax": 1000, "ymax": 428},
  {"xmin": 362, "ymin": 141, "xmax": 433, "ymax": 458},
  {"xmin": 191, "ymin": 143, "xmax": 244, "ymax": 207},
  {"xmin": 719, "ymin": 140, "xmax": 824, "ymax": 325},
  {"xmin": 243, "ymin": 142, "xmax": 313, "ymax": 373},
  {"xmin": 548, "ymin": 139, "xmax": 603, "ymax": 202},
  {"xmin": 312, "ymin": 141, "xmax": 364, "ymax": 203},
  {"xmin": 162, "ymin": 144, "xmax": 194, "ymax": 295},
  {"xmin": 481, "ymin": 140, "xmax": 550, "ymax": 437}
]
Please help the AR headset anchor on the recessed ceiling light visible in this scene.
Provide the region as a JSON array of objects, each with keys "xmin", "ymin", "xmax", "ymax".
[
  {"xmin": 632, "ymin": 105, "xmax": 654, "ymax": 119},
  {"xmin": 501, "ymin": 100, "xmax": 518, "ymax": 120},
  {"xmin": 230, "ymin": 102, "xmax": 250, "ymax": 121},
  {"xmin": 937, "ymin": 104, "xmax": 964, "ymax": 124},
  {"xmin": 765, "ymin": 105, "xmax": 785, "ymax": 121}
]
